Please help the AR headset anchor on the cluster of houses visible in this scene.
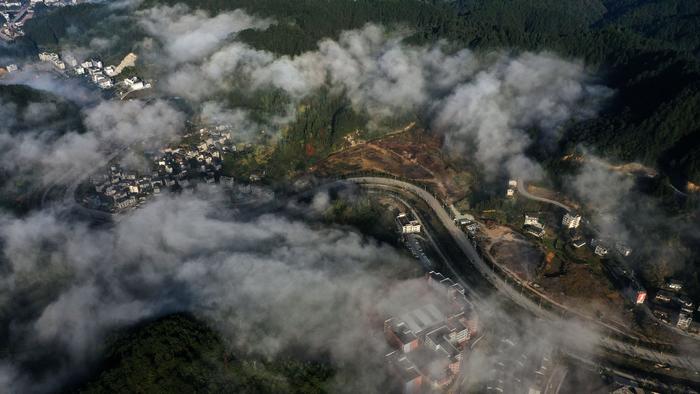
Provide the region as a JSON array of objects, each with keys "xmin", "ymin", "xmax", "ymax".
[
  {"xmin": 72, "ymin": 57, "xmax": 115, "ymax": 89},
  {"xmin": 1, "ymin": 0, "xmax": 82, "ymax": 41},
  {"xmin": 653, "ymin": 280, "xmax": 696, "ymax": 331},
  {"xmin": 88, "ymin": 165, "xmax": 161, "ymax": 211},
  {"xmin": 584, "ymin": 238, "xmax": 632, "ymax": 258},
  {"xmin": 38, "ymin": 51, "xmax": 68, "ymax": 70},
  {"xmin": 522, "ymin": 211, "xmax": 635, "ymax": 260},
  {"xmin": 1, "ymin": 0, "xmax": 32, "ymax": 41},
  {"xmin": 525, "ymin": 212, "xmax": 583, "ymax": 240},
  {"xmin": 448, "ymin": 204, "xmax": 479, "ymax": 234},
  {"xmin": 0, "ymin": 63, "xmax": 18, "ymax": 74},
  {"xmin": 385, "ymin": 271, "xmax": 478, "ymax": 393},
  {"xmin": 86, "ymin": 126, "xmax": 238, "ymax": 212},
  {"xmin": 37, "ymin": 51, "xmax": 150, "ymax": 92}
]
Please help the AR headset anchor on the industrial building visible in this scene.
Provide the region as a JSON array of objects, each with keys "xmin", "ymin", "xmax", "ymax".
[{"xmin": 384, "ymin": 271, "xmax": 477, "ymax": 392}]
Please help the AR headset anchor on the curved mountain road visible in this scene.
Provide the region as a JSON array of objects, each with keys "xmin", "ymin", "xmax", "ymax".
[
  {"xmin": 516, "ymin": 179, "xmax": 572, "ymax": 212},
  {"xmin": 343, "ymin": 176, "xmax": 700, "ymax": 379}
]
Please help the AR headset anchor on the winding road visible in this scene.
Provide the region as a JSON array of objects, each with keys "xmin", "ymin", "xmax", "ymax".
[
  {"xmin": 343, "ymin": 176, "xmax": 700, "ymax": 383},
  {"xmin": 516, "ymin": 178, "xmax": 700, "ymax": 343},
  {"xmin": 516, "ymin": 179, "xmax": 572, "ymax": 212}
]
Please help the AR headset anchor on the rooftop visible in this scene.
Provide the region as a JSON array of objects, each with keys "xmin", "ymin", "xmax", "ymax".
[{"xmin": 399, "ymin": 304, "xmax": 445, "ymax": 335}]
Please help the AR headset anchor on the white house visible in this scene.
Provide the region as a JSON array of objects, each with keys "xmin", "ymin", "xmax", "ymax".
[
  {"xmin": 397, "ymin": 213, "xmax": 421, "ymax": 234},
  {"xmin": 561, "ymin": 213, "xmax": 581, "ymax": 229},
  {"xmin": 677, "ymin": 313, "xmax": 692, "ymax": 330},
  {"xmin": 98, "ymin": 79, "xmax": 113, "ymax": 89},
  {"xmin": 38, "ymin": 52, "xmax": 58, "ymax": 62},
  {"xmin": 594, "ymin": 245, "xmax": 608, "ymax": 257},
  {"xmin": 524, "ymin": 215, "xmax": 543, "ymax": 228},
  {"xmin": 52, "ymin": 60, "xmax": 65, "ymax": 70}
]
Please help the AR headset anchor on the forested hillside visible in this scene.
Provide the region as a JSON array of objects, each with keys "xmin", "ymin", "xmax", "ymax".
[
  {"xmin": 18, "ymin": 0, "xmax": 700, "ymax": 184},
  {"xmin": 0, "ymin": 84, "xmax": 84, "ymax": 134},
  {"xmin": 0, "ymin": 84, "xmax": 85, "ymax": 213},
  {"xmin": 75, "ymin": 314, "xmax": 333, "ymax": 393},
  {"xmin": 19, "ymin": 3, "xmax": 143, "ymax": 65},
  {"xmin": 598, "ymin": 0, "xmax": 700, "ymax": 57}
]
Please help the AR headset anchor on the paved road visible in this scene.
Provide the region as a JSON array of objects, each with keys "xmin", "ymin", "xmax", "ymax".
[
  {"xmin": 516, "ymin": 179, "xmax": 572, "ymax": 212},
  {"xmin": 39, "ymin": 148, "xmax": 129, "ymax": 222},
  {"xmin": 344, "ymin": 176, "xmax": 700, "ymax": 378},
  {"xmin": 544, "ymin": 365, "xmax": 568, "ymax": 394},
  {"xmin": 517, "ymin": 178, "xmax": 700, "ymax": 342},
  {"xmin": 364, "ymin": 187, "xmax": 478, "ymax": 299}
]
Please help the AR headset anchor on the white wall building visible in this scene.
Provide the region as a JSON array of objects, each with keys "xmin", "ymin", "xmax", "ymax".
[
  {"xmin": 98, "ymin": 79, "xmax": 113, "ymax": 89},
  {"xmin": 524, "ymin": 215, "xmax": 542, "ymax": 228},
  {"xmin": 397, "ymin": 213, "xmax": 421, "ymax": 234},
  {"xmin": 594, "ymin": 245, "xmax": 608, "ymax": 257},
  {"xmin": 561, "ymin": 213, "xmax": 581, "ymax": 229},
  {"xmin": 38, "ymin": 52, "xmax": 58, "ymax": 62},
  {"xmin": 677, "ymin": 313, "xmax": 692, "ymax": 330}
]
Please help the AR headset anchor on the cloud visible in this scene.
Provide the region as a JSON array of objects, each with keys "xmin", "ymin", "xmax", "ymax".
[
  {"xmin": 84, "ymin": 99, "xmax": 185, "ymax": 147},
  {"xmin": 567, "ymin": 158, "xmax": 635, "ymax": 240},
  {"xmin": 1, "ymin": 67, "xmax": 101, "ymax": 105},
  {"xmin": 0, "ymin": 8, "xmax": 623, "ymax": 390},
  {"xmin": 0, "ymin": 189, "xmax": 418, "ymax": 391},
  {"xmin": 136, "ymin": 16, "xmax": 610, "ymax": 179},
  {"xmin": 434, "ymin": 52, "xmax": 611, "ymax": 180},
  {"xmin": 163, "ymin": 42, "xmax": 275, "ymax": 101},
  {"xmin": 0, "ymin": 176, "xmax": 620, "ymax": 393},
  {"xmin": 565, "ymin": 155, "xmax": 699, "ymax": 286},
  {"xmin": 199, "ymin": 100, "xmax": 264, "ymax": 136},
  {"xmin": 88, "ymin": 36, "xmax": 117, "ymax": 52},
  {"xmin": 137, "ymin": 5, "xmax": 273, "ymax": 64},
  {"xmin": 0, "ymin": 98, "xmax": 185, "ymax": 190}
]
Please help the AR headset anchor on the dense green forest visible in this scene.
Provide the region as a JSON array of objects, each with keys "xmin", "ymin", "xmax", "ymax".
[
  {"xmin": 18, "ymin": 3, "xmax": 143, "ymax": 65},
  {"xmin": 0, "ymin": 84, "xmax": 84, "ymax": 134},
  {"xmin": 6, "ymin": 2, "xmax": 700, "ymax": 386},
  {"xmin": 0, "ymin": 85, "xmax": 85, "ymax": 213},
  {"xmin": 18, "ymin": 0, "xmax": 700, "ymax": 185},
  {"xmin": 75, "ymin": 313, "xmax": 333, "ymax": 394}
]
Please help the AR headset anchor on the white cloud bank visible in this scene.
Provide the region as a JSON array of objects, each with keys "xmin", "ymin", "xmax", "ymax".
[{"xmin": 137, "ymin": 8, "xmax": 611, "ymax": 179}]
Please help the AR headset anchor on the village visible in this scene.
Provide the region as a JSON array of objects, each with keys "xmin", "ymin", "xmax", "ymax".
[
  {"xmin": 36, "ymin": 51, "xmax": 150, "ymax": 95},
  {"xmin": 388, "ymin": 210, "xmax": 565, "ymax": 393},
  {"xmin": 81, "ymin": 125, "xmax": 250, "ymax": 212},
  {"xmin": 0, "ymin": 0, "xmax": 82, "ymax": 41},
  {"xmin": 500, "ymin": 179, "xmax": 697, "ymax": 335}
]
